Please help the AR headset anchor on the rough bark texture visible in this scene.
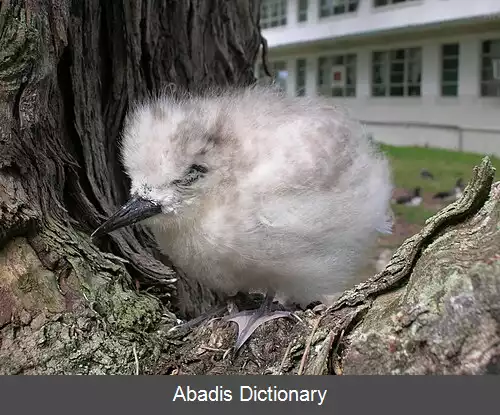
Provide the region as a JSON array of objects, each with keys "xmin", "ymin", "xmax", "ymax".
[
  {"xmin": 0, "ymin": 0, "xmax": 260, "ymax": 374},
  {"xmin": 1, "ymin": 0, "xmax": 499, "ymax": 375}
]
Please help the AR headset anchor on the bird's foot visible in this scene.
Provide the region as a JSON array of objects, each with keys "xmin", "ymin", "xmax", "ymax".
[
  {"xmin": 167, "ymin": 292, "xmax": 298, "ymax": 353},
  {"xmin": 166, "ymin": 292, "xmax": 263, "ymax": 334},
  {"xmin": 224, "ymin": 308, "xmax": 294, "ymax": 352},
  {"xmin": 224, "ymin": 292, "xmax": 297, "ymax": 352}
]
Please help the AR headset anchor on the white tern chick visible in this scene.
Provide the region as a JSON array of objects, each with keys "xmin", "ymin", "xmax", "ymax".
[{"xmin": 92, "ymin": 85, "xmax": 393, "ymax": 350}]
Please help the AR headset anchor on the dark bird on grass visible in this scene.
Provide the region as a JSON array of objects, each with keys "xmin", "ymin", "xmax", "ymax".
[
  {"xmin": 394, "ymin": 187, "xmax": 422, "ymax": 206},
  {"xmin": 420, "ymin": 168, "xmax": 434, "ymax": 180},
  {"xmin": 91, "ymin": 85, "xmax": 393, "ymax": 351},
  {"xmin": 432, "ymin": 178, "xmax": 464, "ymax": 201}
]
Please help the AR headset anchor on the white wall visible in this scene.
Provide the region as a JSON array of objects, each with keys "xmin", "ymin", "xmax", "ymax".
[
  {"xmin": 264, "ymin": 0, "xmax": 500, "ymax": 49},
  {"xmin": 264, "ymin": 29, "xmax": 500, "ymax": 156}
]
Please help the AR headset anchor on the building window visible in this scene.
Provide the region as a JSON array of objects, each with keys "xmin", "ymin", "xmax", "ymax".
[
  {"xmin": 441, "ymin": 43, "xmax": 459, "ymax": 97},
  {"xmin": 481, "ymin": 39, "xmax": 500, "ymax": 97},
  {"xmin": 260, "ymin": 0, "xmax": 287, "ymax": 29},
  {"xmin": 373, "ymin": 0, "xmax": 417, "ymax": 7},
  {"xmin": 317, "ymin": 54, "xmax": 357, "ymax": 97},
  {"xmin": 298, "ymin": 0, "xmax": 308, "ymax": 22},
  {"xmin": 258, "ymin": 61, "xmax": 288, "ymax": 91},
  {"xmin": 371, "ymin": 47, "xmax": 422, "ymax": 97},
  {"xmin": 319, "ymin": 0, "xmax": 359, "ymax": 18},
  {"xmin": 296, "ymin": 59, "xmax": 307, "ymax": 96}
]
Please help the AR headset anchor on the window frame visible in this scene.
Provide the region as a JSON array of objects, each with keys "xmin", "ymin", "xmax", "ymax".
[
  {"xmin": 373, "ymin": 0, "xmax": 418, "ymax": 8},
  {"xmin": 371, "ymin": 47, "xmax": 422, "ymax": 98},
  {"xmin": 440, "ymin": 43, "xmax": 460, "ymax": 97},
  {"xmin": 480, "ymin": 39, "xmax": 500, "ymax": 98},
  {"xmin": 318, "ymin": 0, "xmax": 359, "ymax": 18},
  {"xmin": 297, "ymin": 0, "xmax": 308, "ymax": 22},
  {"xmin": 260, "ymin": 0, "xmax": 288, "ymax": 29},
  {"xmin": 317, "ymin": 53, "xmax": 357, "ymax": 97}
]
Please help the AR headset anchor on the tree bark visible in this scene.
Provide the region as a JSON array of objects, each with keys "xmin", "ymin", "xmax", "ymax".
[
  {"xmin": 0, "ymin": 0, "xmax": 260, "ymax": 374},
  {"xmin": 1, "ymin": 1, "xmax": 499, "ymax": 375}
]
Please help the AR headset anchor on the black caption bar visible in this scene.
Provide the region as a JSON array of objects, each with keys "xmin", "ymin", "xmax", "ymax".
[{"xmin": 0, "ymin": 376, "xmax": 498, "ymax": 415}]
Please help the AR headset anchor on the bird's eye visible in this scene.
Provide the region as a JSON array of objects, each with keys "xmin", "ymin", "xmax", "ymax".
[
  {"xmin": 189, "ymin": 164, "xmax": 208, "ymax": 174},
  {"xmin": 172, "ymin": 164, "xmax": 208, "ymax": 187}
]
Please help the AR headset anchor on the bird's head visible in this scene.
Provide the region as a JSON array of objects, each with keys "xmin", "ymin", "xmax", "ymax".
[{"xmin": 91, "ymin": 94, "xmax": 229, "ymax": 239}]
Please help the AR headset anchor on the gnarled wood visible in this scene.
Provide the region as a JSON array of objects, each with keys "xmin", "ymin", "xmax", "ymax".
[{"xmin": 0, "ymin": 0, "xmax": 261, "ymax": 374}]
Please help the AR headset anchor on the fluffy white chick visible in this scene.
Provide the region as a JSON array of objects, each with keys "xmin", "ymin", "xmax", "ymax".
[{"xmin": 92, "ymin": 85, "xmax": 393, "ymax": 350}]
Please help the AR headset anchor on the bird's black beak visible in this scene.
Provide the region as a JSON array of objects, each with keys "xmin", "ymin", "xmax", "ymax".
[{"xmin": 91, "ymin": 196, "xmax": 162, "ymax": 239}]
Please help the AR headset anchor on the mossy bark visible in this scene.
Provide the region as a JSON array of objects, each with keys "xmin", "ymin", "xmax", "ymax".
[
  {"xmin": 0, "ymin": 0, "xmax": 260, "ymax": 374},
  {"xmin": 1, "ymin": 1, "xmax": 499, "ymax": 375}
]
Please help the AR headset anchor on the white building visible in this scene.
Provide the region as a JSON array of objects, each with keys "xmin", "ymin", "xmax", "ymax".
[{"xmin": 259, "ymin": 0, "xmax": 500, "ymax": 156}]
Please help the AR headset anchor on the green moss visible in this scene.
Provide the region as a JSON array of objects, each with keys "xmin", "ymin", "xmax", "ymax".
[
  {"xmin": 99, "ymin": 286, "xmax": 162, "ymax": 333},
  {"xmin": 0, "ymin": 5, "xmax": 42, "ymax": 91},
  {"xmin": 17, "ymin": 270, "xmax": 35, "ymax": 293}
]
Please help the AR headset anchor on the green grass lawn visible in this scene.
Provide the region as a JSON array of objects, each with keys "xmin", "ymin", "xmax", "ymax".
[
  {"xmin": 390, "ymin": 203, "xmax": 437, "ymax": 226},
  {"xmin": 380, "ymin": 144, "xmax": 500, "ymax": 191},
  {"xmin": 378, "ymin": 144, "xmax": 500, "ymax": 226}
]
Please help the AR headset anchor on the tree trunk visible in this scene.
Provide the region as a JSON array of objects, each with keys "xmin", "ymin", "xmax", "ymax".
[
  {"xmin": 1, "ymin": 1, "xmax": 499, "ymax": 375},
  {"xmin": 0, "ymin": 0, "xmax": 261, "ymax": 374}
]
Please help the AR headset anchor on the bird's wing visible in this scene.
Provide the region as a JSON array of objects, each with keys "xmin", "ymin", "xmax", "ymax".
[{"xmin": 256, "ymin": 188, "xmax": 389, "ymax": 239}]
